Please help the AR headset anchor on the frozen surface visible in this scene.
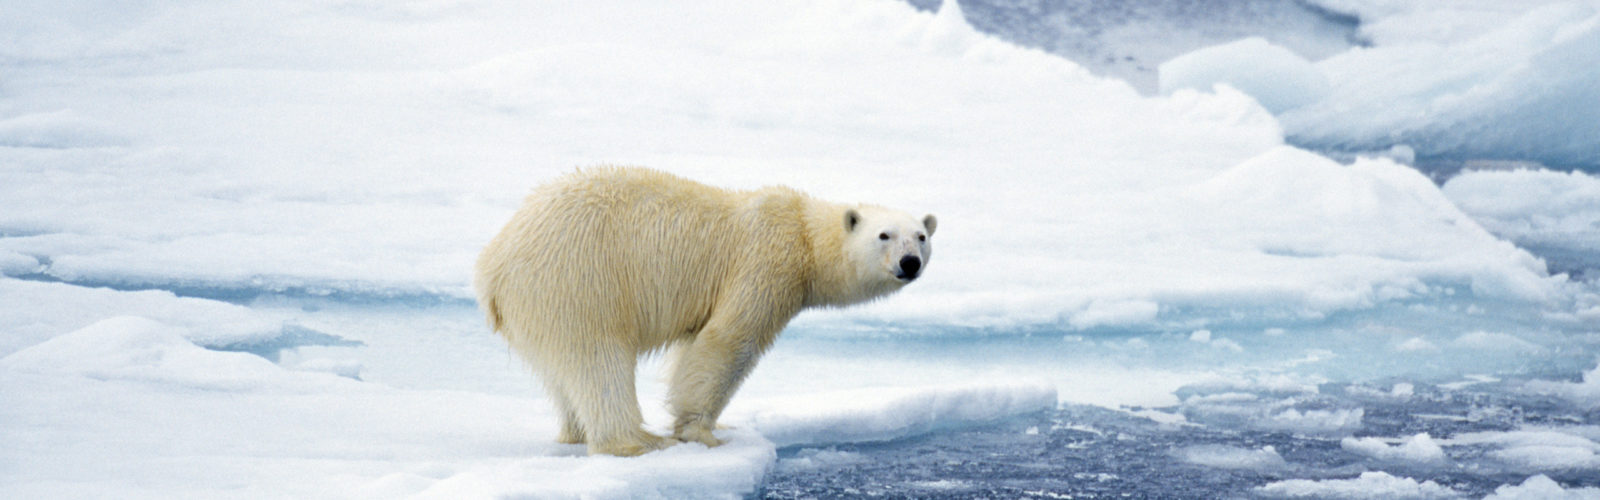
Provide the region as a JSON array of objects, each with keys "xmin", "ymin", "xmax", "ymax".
[{"xmin": 4, "ymin": 0, "xmax": 1600, "ymax": 497}]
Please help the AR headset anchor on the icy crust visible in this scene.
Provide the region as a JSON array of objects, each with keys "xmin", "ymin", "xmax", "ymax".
[{"xmin": 0, "ymin": 315, "xmax": 1054, "ymax": 499}]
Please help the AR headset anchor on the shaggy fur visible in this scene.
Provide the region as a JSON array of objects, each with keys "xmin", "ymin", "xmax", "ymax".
[{"xmin": 475, "ymin": 166, "xmax": 935, "ymax": 456}]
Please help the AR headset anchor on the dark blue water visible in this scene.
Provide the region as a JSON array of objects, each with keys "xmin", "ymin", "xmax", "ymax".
[{"xmin": 759, "ymin": 378, "xmax": 1600, "ymax": 499}]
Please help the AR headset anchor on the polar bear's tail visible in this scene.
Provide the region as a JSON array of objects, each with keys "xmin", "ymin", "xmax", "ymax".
[{"xmin": 482, "ymin": 295, "xmax": 504, "ymax": 333}]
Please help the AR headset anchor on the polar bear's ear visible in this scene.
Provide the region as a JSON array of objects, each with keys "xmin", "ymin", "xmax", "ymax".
[
  {"xmin": 844, "ymin": 209, "xmax": 861, "ymax": 232},
  {"xmin": 922, "ymin": 214, "xmax": 938, "ymax": 236}
]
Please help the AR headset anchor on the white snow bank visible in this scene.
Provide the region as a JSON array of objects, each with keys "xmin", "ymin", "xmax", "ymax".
[
  {"xmin": 730, "ymin": 381, "xmax": 1057, "ymax": 447},
  {"xmin": 1255, "ymin": 471, "xmax": 1460, "ymax": 499},
  {"xmin": 0, "ymin": 277, "xmax": 289, "ymax": 356},
  {"xmin": 1280, "ymin": 3, "xmax": 1600, "ymax": 167},
  {"xmin": 1159, "ymin": 37, "xmax": 1331, "ymax": 113},
  {"xmin": 1340, "ymin": 433, "xmax": 1446, "ymax": 464},
  {"xmin": 1485, "ymin": 475, "xmax": 1600, "ymax": 500}
]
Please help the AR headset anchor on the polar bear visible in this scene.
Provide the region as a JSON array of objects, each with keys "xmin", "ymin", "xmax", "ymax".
[{"xmin": 475, "ymin": 167, "xmax": 935, "ymax": 456}]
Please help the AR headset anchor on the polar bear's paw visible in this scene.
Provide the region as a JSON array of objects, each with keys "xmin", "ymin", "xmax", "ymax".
[
  {"xmin": 590, "ymin": 431, "xmax": 678, "ymax": 457},
  {"xmin": 674, "ymin": 423, "xmax": 725, "ymax": 448}
]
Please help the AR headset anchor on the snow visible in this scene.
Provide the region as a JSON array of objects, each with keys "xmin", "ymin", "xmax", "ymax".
[
  {"xmin": 1255, "ymin": 471, "xmax": 1460, "ymax": 499},
  {"xmin": 3, "ymin": 0, "xmax": 1600, "ymax": 497}
]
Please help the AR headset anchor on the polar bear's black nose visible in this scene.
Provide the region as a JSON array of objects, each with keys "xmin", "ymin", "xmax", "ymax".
[{"xmin": 898, "ymin": 255, "xmax": 922, "ymax": 281}]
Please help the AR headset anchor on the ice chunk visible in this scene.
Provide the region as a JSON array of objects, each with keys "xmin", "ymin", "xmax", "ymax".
[
  {"xmin": 1525, "ymin": 359, "xmax": 1600, "ymax": 408},
  {"xmin": 1340, "ymin": 433, "xmax": 1446, "ymax": 464},
  {"xmin": 1160, "ymin": 37, "xmax": 1332, "ymax": 113},
  {"xmin": 731, "ymin": 381, "xmax": 1056, "ymax": 447},
  {"xmin": 1256, "ymin": 471, "xmax": 1461, "ymax": 499},
  {"xmin": 1445, "ymin": 429, "xmax": 1600, "ymax": 471},
  {"xmin": 1173, "ymin": 444, "xmax": 1286, "ymax": 470},
  {"xmin": 776, "ymin": 447, "xmax": 868, "ymax": 473},
  {"xmin": 1485, "ymin": 475, "xmax": 1600, "ymax": 500}
]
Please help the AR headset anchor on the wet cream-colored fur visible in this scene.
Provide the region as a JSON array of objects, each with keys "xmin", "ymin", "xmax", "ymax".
[{"xmin": 475, "ymin": 167, "xmax": 935, "ymax": 456}]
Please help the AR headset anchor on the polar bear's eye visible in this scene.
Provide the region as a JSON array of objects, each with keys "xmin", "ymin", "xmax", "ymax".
[
  {"xmin": 917, "ymin": 234, "xmax": 925, "ymax": 242},
  {"xmin": 878, "ymin": 232, "xmax": 889, "ymax": 240}
]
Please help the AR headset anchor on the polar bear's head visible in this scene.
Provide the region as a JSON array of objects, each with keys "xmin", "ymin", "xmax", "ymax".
[{"xmin": 843, "ymin": 206, "xmax": 937, "ymax": 288}]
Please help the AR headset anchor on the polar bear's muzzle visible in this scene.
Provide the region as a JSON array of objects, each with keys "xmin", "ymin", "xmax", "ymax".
[{"xmin": 896, "ymin": 255, "xmax": 923, "ymax": 282}]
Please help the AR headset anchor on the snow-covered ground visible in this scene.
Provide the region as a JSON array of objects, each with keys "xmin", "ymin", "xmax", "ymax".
[{"xmin": 4, "ymin": 0, "xmax": 1600, "ymax": 498}]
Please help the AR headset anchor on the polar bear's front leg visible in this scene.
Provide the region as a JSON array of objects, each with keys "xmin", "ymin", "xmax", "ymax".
[{"xmin": 667, "ymin": 313, "xmax": 786, "ymax": 447}]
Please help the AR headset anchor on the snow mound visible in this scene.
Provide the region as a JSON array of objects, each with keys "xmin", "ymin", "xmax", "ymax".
[
  {"xmin": 1255, "ymin": 471, "xmax": 1460, "ymax": 499},
  {"xmin": 1159, "ymin": 37, "xmax": 1331, "ymax": 113}
]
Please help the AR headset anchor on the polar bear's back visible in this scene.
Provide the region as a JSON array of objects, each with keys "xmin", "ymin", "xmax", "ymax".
[{"xmin": 475, "ymin": 167, "xmax": 792, "ymax": 352}]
